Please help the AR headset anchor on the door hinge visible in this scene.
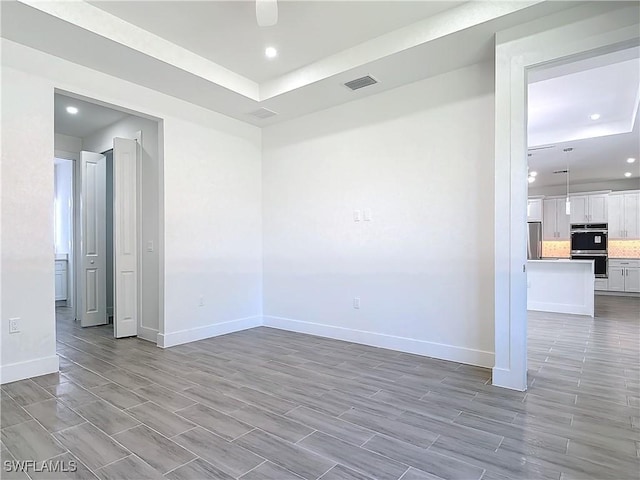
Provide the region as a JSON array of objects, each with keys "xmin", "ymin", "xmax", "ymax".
[{"xmin": 523, "ymin": 264, "xmax": 526, "ymax": 273}]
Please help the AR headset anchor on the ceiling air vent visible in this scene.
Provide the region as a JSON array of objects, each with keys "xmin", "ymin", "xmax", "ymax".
[
  {"xmin": 248, "ymin": 108, "xmax": 277, "ymax": 119},
  {"xmin": 344, "ymin": 75, "xmax": 378, "ymax": 91}
]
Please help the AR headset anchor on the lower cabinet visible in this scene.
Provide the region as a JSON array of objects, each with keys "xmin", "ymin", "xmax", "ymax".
[
  {"xmin": 55, "ymin": 260, "xmax": 68, "ymax": 301},
  {"xmin": 607, "ymin": 260, "xmax": 640, "ymax": 293},
  {"xmin": 594, "ymin": 278, "xmax": 608, "ymax": 291}
]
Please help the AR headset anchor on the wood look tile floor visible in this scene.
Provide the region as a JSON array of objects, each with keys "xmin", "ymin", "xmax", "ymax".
[{"xmin": 1, "ymin": 297, "xmax": 639, "ymax": 480}]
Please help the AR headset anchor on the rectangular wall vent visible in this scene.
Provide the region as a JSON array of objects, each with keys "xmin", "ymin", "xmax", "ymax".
[
  {"xmin": 248, "ymin": 108, "xmax": 277, "ymax": 119},
  {"xmin": 344, "ymin": 75, "xmax": 378, "ymax": 91}
]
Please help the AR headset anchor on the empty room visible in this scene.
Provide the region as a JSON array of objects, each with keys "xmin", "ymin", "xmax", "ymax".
[{"xmin": 1, "ymin": 1, "xmax": 639, "ymax": 479}]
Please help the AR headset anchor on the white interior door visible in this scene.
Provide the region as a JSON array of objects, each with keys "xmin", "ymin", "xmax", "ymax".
[
  {"xmin": 78, "ymin": 151, "xmax": 107, "ymax": 327},
  {"xmin": 113, "ymin": 137, "xmax": 138, "ymax": 338}
]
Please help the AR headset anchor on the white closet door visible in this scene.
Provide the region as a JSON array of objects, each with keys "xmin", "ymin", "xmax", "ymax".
[
  {"xmin": 78, "ymin": 151, "xmax": 107, "ymax": 327},
  {"xmin": 113, "ymin": 137, "xmax": 138, "ymax": 338}
]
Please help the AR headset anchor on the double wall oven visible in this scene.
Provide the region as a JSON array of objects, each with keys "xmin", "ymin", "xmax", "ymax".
[{"xmin": 570, "ymin": 223, "xmax": 608, "ymax": 278}]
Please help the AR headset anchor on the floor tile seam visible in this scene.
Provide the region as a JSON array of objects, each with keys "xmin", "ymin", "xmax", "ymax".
[
  {"xmin": 70, "ymin": 398, "xmax": 143, "ymax": 434},
  {"xmin": 86, "ymin": 389, "xmax": 149, "ymax": 412},
  {"xmin": 395, "ymin": 466, "xmax": 413, "ymax": 480},
  {"xmin": 236, "ymin": 459, "xmax": 268, "ymax": 479},
  {"xmin": 31, "ymin": 449, "xmax": 98, "ymax": 480},
  {"xmin": 92, "ymin": 452, "xmax": 135, "ymax": 475},
  {"xmin": 302, "ymin": 422, "xmax": 444, "ymax": 477},
  {"xmin": 53, "ymin": 418, "xmax": 136, "ymax": 467},
  {"xmin": 1, "ymin": 397, "xmax": 39, "ymax": 428},
  {"xmin": 131, "ymin": 384, "xmax": 197, "ymax": 411},
  {"xmin": 2, "ymin": 414, "xmax": 73, "ymax": 463},
  {"xmin": 2, "ymin": 380, "xmax": 56, "ymax": 407},
  {"xmin": 161, "ymin": 455, "xmax": 199, "ymax": 477},
  {"xmin": 365, "ymin": 430, "xmax": 488, "ymax": 479},
  {"xmin": 168, "ymin": 425, "xmax": 199, "ymax": 439},
  {"xmin": 174, "ymin": 425, "xmax": 275, "ymax": 470}
]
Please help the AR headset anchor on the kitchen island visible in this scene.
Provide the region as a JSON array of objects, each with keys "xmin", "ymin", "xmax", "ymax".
[{"xmin": 527, "ymin": 259, "xmax": 595, "ymax": 317}]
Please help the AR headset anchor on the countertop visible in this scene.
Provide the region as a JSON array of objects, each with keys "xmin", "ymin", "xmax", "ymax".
[{"xmin": 529, "ymin": 259, "xmax": 594, "ymax": 264}]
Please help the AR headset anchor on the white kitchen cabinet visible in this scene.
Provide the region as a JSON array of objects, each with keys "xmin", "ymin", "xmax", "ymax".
[
  {"xmin": 542, "ymin": 197, "xmax": 570, "ymax": 240},
  {"xmin": 608, "ymin": 192, "xmax": 639, "ymax": 239},
  {"xmin": 527, "ymin": 198, "xmax": 543, "ymax": 222},
  {"xmin": 594, "ymin": 278, "xmax": 608, "ymax": 291},
  {"xmin": 55, "ymin": 260, "xmax": 67, "ymax": 301},
  {"xmin": 608, "ymin": 260, "xmax": 640, "ymax": 293},
  {"xmin": 569, "ymin": 193, "xmax": 608, "ymax": 224}
]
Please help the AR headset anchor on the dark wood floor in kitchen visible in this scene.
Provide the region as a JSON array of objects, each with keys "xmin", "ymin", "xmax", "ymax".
[{"xmin": 2, "ymin": 296, "xmax": 639, "ymax": 480}]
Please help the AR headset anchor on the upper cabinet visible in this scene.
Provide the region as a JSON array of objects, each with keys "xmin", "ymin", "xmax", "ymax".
[
  {"xmin": 569, "ymin": 193, "xmax": 608, "ymax": 224},
  {"xmin": 542, "ymin": 197, "xmax": 570, "ymax": 240},
  {"xmin": 609, "ymin": 191, "xmax": 640, "ymax": 239},
  {"xmin": 527, "ymin": 198, "xmax": 543, "ymax": 222}
]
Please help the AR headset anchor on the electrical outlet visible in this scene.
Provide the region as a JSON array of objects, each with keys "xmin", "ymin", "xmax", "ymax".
[
  {"xmin": 199, "ymin": 295, "xmax": 205, "ymax": 307},
  {"xmin": 9, "ymin": 317, "xmax": 20, "ymax": 334},
  {"xmin": 146, "ymin": 240, "xmax": 154, "ymax": 252},
  {"xmin": 353, "ymin": 210, "xmax": 362, "ymax": 222},
  {"xmin": 353, "ymin": 297, "xmax": 361, "ymax": 309}
]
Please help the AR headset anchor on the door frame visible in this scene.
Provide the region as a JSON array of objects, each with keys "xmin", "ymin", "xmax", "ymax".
[
  {"xmin": 493, "ymin": 4, "xmax": 639, "ymax": 390},
  {"xmin": 54, "ymin": 150, "xmax": 78, "ymax": 313},
  {"xmin": 75, "ymin": 142, "xmax": 140, "ymax": 337}
]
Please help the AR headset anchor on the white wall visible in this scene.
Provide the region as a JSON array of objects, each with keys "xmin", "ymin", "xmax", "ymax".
[
  {"xmin": 262, "ymin": 62, "xmax": 495, "ymax": 367},
  {"xmin": 1, "ymin": 39, "xmax": 262, "ymax": 382},
  {"xmin": 1, "ymin": 66, "xmax": 58, "ymax": 382},
  {"xmin": 54, "ymin": 133, "xmax": 82, "ymax": 154},
  {"xmin": 83, "ymin": 115, "xmax": 161, "ymax": 340}
]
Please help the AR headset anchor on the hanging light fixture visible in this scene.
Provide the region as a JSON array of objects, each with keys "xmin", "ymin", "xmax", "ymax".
[{"xmin": 564, "ymin": 148, "xmax": 573, "ymax": 215}]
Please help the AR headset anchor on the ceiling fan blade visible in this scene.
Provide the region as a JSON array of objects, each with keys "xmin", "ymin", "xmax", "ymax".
[{"xmin": 256, "ymin": 0, "xmax": 278, "ymax": 27}]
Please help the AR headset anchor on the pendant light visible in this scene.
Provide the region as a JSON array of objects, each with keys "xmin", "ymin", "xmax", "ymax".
[{"xmin": 564, "ymin": 148, "xmax": 573, "ymax": 215}]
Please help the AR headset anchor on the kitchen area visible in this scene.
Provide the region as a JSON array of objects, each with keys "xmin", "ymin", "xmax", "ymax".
[
  {"xmin": 526, "ymin": 190, "xmax": 639, "ymax": 317},
  {"xmin": 525, "ymin": 46, "xmax": 640, "ymax": 318}
]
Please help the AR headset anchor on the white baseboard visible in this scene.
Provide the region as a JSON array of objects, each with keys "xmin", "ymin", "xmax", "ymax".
[
  {"xmin": 138, "ymin": 325, "xmax": 159, "ymax": 343},
  {"xmin": 0, "ymin": 355, "xmax": 59, "ymax": 385},
  {"xmin": 528, "ymin": 301, "xmax": 593, "ymax": 317},
  {"xmin": 263, "ymin": 315, "xmax": 494, "ymax": 368},
  {"xmin": 157, "ymin": 315, "xmax": 263, "ymax": 348},
  {"xmin": 492, "ymin": 366, "xmax": 527, "ymax": 391}
]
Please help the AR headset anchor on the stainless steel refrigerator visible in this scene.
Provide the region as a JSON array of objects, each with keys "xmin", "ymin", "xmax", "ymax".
[{"xmin": 527, "ymin": 222, "xmax": 542, "ymax": 260}]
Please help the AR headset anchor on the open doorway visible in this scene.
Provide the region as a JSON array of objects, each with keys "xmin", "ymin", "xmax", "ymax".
[
  {"xmin": 493, "ymin": 5, "xmax": 639, "ymax": 391},
  {"xmin": 524, "ymin": 46, "xmax": 640, "ymax": 388},
  {"xmin": 53, "ymin": 92, "xmax": 162, "ymax": 343}
]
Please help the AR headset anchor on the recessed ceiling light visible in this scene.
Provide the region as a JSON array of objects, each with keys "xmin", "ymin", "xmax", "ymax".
[
  {"xmin": 265, "ymin": 47, "xmax": 277, "ymax": 59},
  {"xmin": 529, "ymin": 171, "xmax": 538, "ymax": 177},
  {"xmin": 589, "ymin": 113, "xmax": 600, "ymax": 120},
  {"xmin": 66, "ymin": 106, "xmax": 79, "ymax": 115},
  {"xmin": 527, "ymin": 176, "xmax": 536, "ymax": 183},
  {"xmin": 627, "ymin": 158, "xmax": 636, "ymax": 164},
  {"xmin": 624, "ymin": 172, "xmax": 632, "ymax": 177}
]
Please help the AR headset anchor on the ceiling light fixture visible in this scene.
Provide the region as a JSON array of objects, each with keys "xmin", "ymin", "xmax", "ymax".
[
  {"xmin": 265, "ymin": 46, "xmax": 277, "ymax": 59},
  {"xmin": 530, "ymin": 171, "xmax": 538, "ymax": 177},
  {"xmin": 527, "ymin": 176, "xmax": 536, "ymax": 183},
  {"xmin": 627, "ymin": 158, "xmax": 636, "ymax": 164},
  {"xmin": 563, "ymin": 148, "xmax": 573, "ymax": 215},
  {"xmin": 624, "ymin": 172, "xmax": 632, "ymax": 177},
  {"xmin": 66, "ymin": 106, "xmax": 78, "ymax": 115},
  {"xmin": 589, "ymin": 113, "xmax": 600, "ymax": 120}
]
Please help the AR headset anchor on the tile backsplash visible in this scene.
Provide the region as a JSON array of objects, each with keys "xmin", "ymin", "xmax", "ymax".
[
  {"xmin": 541, "ymin": 240, "xmax": 640, "ymax": 259},
  {"xmin": 541, "ymin": 241, "xmax": 570, "ymax": 258},
  {"xmin": 609, "ymin": 240, "xmax": 640, "ymax": 259}
]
